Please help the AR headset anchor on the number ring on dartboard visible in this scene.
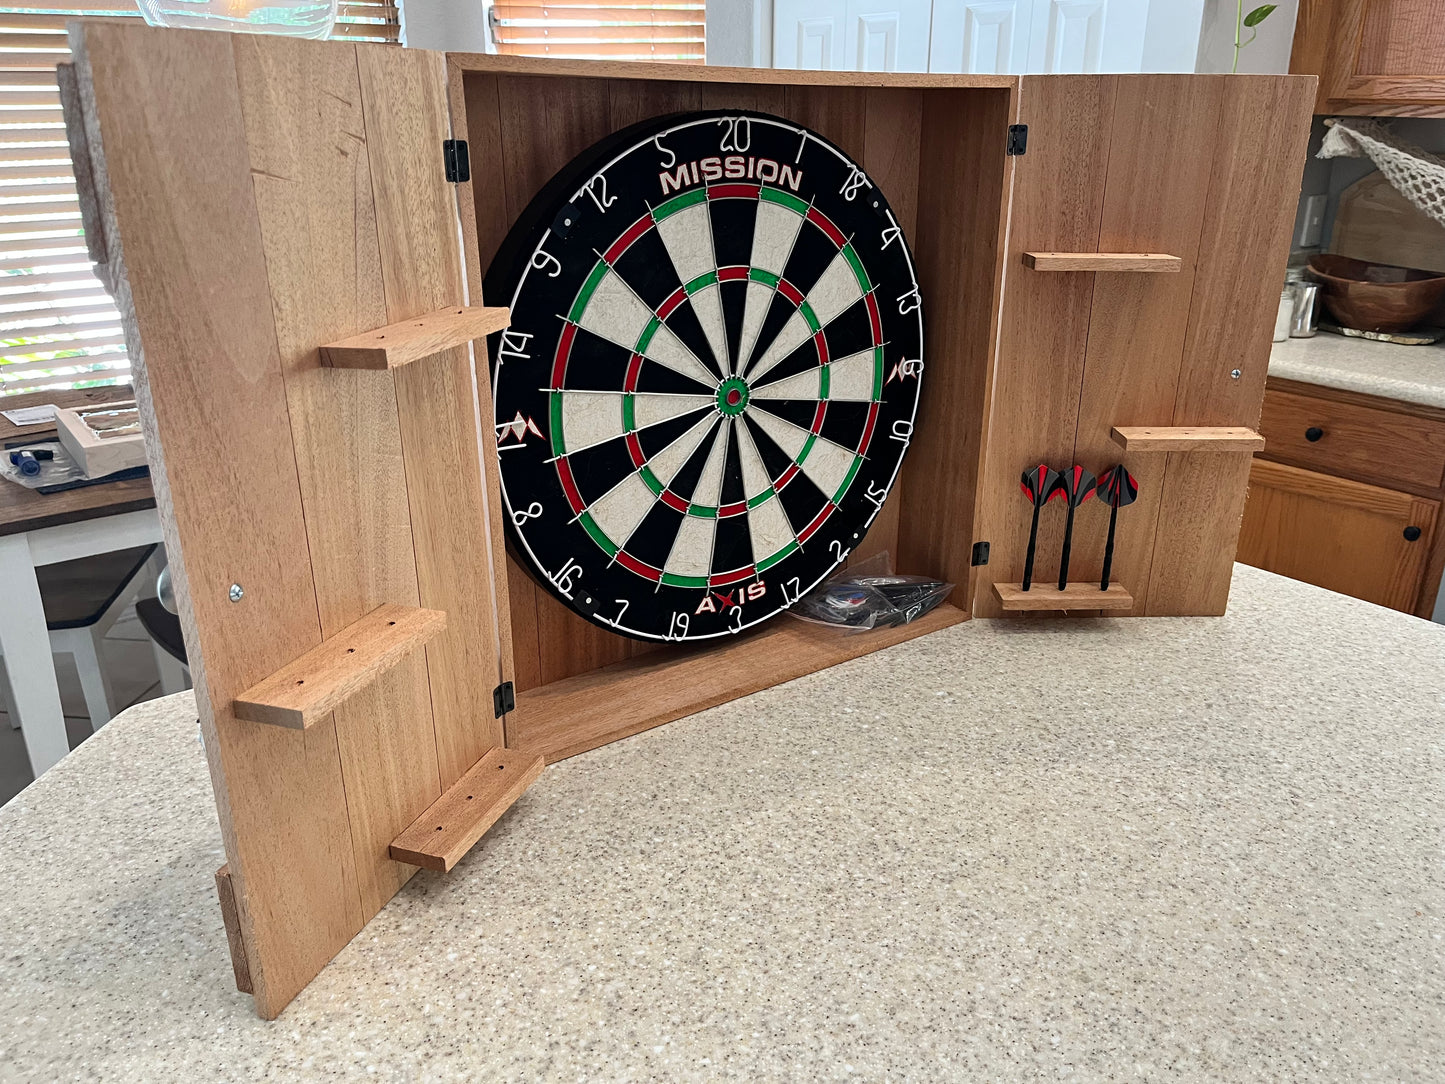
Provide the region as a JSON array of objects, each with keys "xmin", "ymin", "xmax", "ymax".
[{"xmin": 485, "ymin": 110, "xmax": 925, "ymax": 643}]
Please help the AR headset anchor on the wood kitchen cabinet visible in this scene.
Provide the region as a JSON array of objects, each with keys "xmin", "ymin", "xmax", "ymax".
[
  {"xmin": 1291, "ymin": 0, "xmax": 1445, "ymax": 116},
  {"xmin": 1240, "ymin": 377, "xmax": 1445, "ymax": 615}
]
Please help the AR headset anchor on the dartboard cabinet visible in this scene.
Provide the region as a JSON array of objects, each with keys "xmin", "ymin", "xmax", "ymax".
[{"xmin": 65, "ymin": 20, "xmax": 1315, "ymax": 1017}]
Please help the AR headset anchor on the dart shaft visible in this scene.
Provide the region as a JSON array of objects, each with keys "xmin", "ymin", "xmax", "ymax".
[
  {"xmin": 1023, "ymin": 504, "xmax": 1041, "ymax": 591},
  {"xmin": 1058, "ymin": 505, "xmax": 1077, "ymax": 590},
  {"xmin": 1101, "ymin": 506, "xmax": 1118, "ymax": 590}
]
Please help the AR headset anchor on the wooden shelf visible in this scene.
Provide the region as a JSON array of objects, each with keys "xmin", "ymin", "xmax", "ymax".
[
  {"xmin": 993, "ymin": 583, "xmax": 1135, "ymax": 611},
  {"xmin": 1112, "ymin": 426, "xmax": 1265, "ymax": 452},
  {"xmin": 510, "ymin": 602, "xmax": 968, "ymax": 763},
  {"xmin": 320, "ymin": 305, "xmax": 510, "ymax": 370},
  {"xmin": 390, "ymin": 747, "xmax": 545, "ymax": 872},
  {"xmin": 1022, "ymin": 252, "xmax": 1181, "ymax": 272},
  {"xmin": 232, "ymin": 604, "xmax": 447, "ymax": 729}
]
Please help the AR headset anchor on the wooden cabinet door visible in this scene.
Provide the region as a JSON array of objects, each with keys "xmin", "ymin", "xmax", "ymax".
[
  {"xmin": 1238, "ymin": 458, "xmax": 1440, "ymax": 613},
  {"xmin": 970, "ymin": 74, "xmax": 1315, "ymax": 618},
  {"xmin": 1293, "ymin": 0, "xmax": 1445, "ymax": 113}
]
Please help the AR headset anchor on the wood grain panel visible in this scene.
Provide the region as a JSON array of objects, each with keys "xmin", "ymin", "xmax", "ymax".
[
  {"xmin": 233, "ymin": 605, "xmax": 447, "ymax": 729},
  {"xmin": 459, "ymin": 71, "xmax": 509, "ymax": 295},
  {"xmin": 390, "ymin": 747, "xmax": 545, "ymax": 871},
  {"xmin": 1262, "ymin": 376, "xmax": 1445, "ymax": 619},
  {"xmin": 1238, "ymin": 457, "xmax": 1440, "ymax": 613},
  {"xmin": 493, "ymin": 73, "xmax": 633, "ymax": 687},
  {"xmin": 1258, "ymin": 385, "xmax": 1445, "ymax": 491},
  {"xmin": 897, "ymin": 87, "xmax": 1012, "ymax": 603},
  {"xmin": 214, "ymin": 866, "xmax": 253, "ymax": 994},
  {"xmin": 784, "ymin": 84, "xmax": 867, "ymax": 163},
  {"xmin": 1289, "ymin": 0, "xmax": 1336, "ymax": 113},
  {"xmin": 692, "ymin": 81, "xmax": 789, "ymax": 116},
  {"xmin": 514, "ymin": 602, "xmax": 967, "ymax": 763},
  {"xmin": 1147, "ymin": 75, "xmax": 1315, "ymax": 616},
  {"xmin": 850, "ymin": 87, "xmax": 923, "ymax": 569},
  {"xmin": 232, "ymin": 35, "xmax": 441, "ymax": 921},
  {"xmin": 320, "ymin": 305, "xmax": 510, "ymax": 369},
  {"xmin": 446, "ymin": 52, "xmax": 1016, "ymax": 90},
  {"xmin": 993, "ymin": 582, "xmax": 1133, "ymax": 610},
  {"xmin": 608, "ymin": 77, "xmax": 704, "ymax": 130},
  {"xmin": 1066, "ymin": 76, "xmax": 1222, "ymax": 614},
  {"xmin": 1144, "ymin": 450, "xmax": 1254, "ymax": 616},
  {"xmin": 1111, "ymin": 426, "xmax": 1265, "ymax": 452},
  {"xmin": 1358, "ymin": 0, "xmax": 1445, "ymax": 75},
  {"xmin": 969, "ymin": 76, "xmax": 1115, "ymax": 618},
  {"xmin": 450, "ymin": 66, "xmax": 521, "ymax": 712},
  {"xmin": 70, "ymin": 22, "xmax": 360, "ymax": 1019},
  {"xmin": 1173, "ymin": 76, "xmax": 1316, "ymax": 428},
  {"xmin": 496, "ymin": 74, "xmax": 612, "ymax": 225},
  {"xmin": 1022, "ymin": 252, "xmax": 1180, "ymax": 271},
  {"xmin": 357, "ymin": 43, "xmax": 508, "ymax": 780}
]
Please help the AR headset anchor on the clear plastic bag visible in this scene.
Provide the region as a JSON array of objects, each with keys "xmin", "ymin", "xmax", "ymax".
[
  {"xmin": 789, "ymin": 552, "xmax": 952, "ymax": 631},
  {"xmin": 0, "ymin": 440, "xmax": 87, "ymax": 490}
]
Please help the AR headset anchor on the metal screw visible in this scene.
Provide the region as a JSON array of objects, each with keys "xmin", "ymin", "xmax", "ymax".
[
  {"xmin": 228, "ymin": 583, "xmax": 244, "ymax": 603},
  {"xmin": 1230, "ymin": 368, "xmax": 1242, "ymax": 380}
]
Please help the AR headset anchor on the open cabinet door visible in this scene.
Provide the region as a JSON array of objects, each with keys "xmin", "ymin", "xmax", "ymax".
[
  {"xmin": 972, "ymin": 73, "xmax": 1315, "ymax": 617},
  {"xmin": 68, "ymin": 22, "xmax": 524, "ymax": 1018}
]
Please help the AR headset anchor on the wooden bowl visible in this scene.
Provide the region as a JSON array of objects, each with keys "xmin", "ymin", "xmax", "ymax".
[{"xmin": 1308, "ymin": 254, "xmax": 1445, "ymax": 333}]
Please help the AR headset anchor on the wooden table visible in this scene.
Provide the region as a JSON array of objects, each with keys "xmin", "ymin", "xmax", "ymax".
[{"xmin": 0, "ymin": 385, "xmax": 163, "ymax": 777}]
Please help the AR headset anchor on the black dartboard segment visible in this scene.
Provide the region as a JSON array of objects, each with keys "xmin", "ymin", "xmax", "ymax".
[{"xmin": 485, "ymin": 110, "xmax": 925, "ymax": 642}]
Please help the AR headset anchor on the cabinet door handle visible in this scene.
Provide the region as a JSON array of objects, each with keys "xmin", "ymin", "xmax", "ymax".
[
  {"xmin": 1304, "ymin": 426, "xmax": 1324, "ymax": 442},
  {"xmin": 1404, "ymin": 526, "xmax": 1423, "ymax": 542}
]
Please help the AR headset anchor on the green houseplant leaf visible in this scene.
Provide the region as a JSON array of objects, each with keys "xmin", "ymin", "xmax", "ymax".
[{"xmin": 1243, "ymin": 4, "xmax": 1277, "ymax": 27}]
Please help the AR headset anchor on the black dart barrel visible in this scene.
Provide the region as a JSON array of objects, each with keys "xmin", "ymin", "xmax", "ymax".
[
  {"xmin": 1018, "ymin": 464, "xmax": 1063, "ymax": 591},
  {"xmin": 1096, "ymin": 465, "xmax": 1139, "ymax": 591},
  {"xmin": 1055, "ymin": 465, "xmax": 1096, "ymax": 590}
]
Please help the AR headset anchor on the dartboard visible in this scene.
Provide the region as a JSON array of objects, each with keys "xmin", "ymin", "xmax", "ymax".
[{"xmin": 485, "ymin": 110, "xmax": 924, "ymax": 643}]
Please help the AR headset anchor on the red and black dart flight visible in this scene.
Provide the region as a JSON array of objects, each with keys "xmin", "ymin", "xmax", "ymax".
[
  {"xmin": 1095, "ymin": 464, "xmax": 1139, "ymax": 591},
  {"xmin": 1055, "ymin": 465, "xmax": 1096, "ymax": 590},
  {"xmin": 1018, "ymin": 464, "xmax": 1064, "ymax": 591}
]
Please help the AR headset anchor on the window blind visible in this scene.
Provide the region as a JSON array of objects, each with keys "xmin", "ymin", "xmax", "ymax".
[
  {"xmin": 0, "ymin": 2, "xmax": 399, "ymax": 396},
  {"xmin": 489, "ymin": 2, "xmax": 704, "ymax": 63}
]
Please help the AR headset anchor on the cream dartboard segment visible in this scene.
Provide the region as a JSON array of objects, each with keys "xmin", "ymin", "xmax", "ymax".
[{"xmin": 485, "ymin": 111, "xmax": 925, "ymax": 642}]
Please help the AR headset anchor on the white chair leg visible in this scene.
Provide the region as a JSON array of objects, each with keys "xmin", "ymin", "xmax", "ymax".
[
  {"xmin": 152, "ymin": 641, "xmax": 189, "ymax": 696},
  {"xmin": 0, "ymin": 658, "xmax": 19, "ymax": 728},
  {"xmin": 70, "ymin": 629, "xmax": 114, "ymax": 732}
]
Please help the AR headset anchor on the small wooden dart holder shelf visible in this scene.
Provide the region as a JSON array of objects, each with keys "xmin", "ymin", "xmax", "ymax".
[
  {"xmin": 62, "ymin": 20, "xmax": 1315, "ymax": 1018},
  {"xmin": 994, "ymin": 583, "xmax": 1135, "ymax": 611}
]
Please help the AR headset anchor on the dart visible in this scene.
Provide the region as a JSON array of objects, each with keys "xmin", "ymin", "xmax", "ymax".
[
  {"xmin": 1055, "ymin": 465, "xmax": 1096, "ymax": 590},
  {"xmin": 1095, "ymin": 465, "xmax": 1139, "ymax": 591},
  {"xmin": 1018, "ymin": 464, "xmax": 1064, "ymax": 591}
]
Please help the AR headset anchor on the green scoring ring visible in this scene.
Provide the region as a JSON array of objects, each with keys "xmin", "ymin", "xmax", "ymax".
[{"xmin": 716, "ymin": 376, "xmax": 750, "ymax": 417}]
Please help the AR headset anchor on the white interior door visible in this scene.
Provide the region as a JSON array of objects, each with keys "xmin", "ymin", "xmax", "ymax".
[
  {"xmin": 1025, "ymin": 0, "xmax": 1149, "ymax": 72},
  {"xmin": 768, "ymin": 0, "xmax": 1172, "ymax": 73},
  {"xmin": 928, "ymin": 0, "xmax": 1031, "ymax": 73},
  {"xmin": 845, "ymin": 0, "xmax": 932, "ymax": 71},
  {"xmin": 774, "ymin": 0, "xmax": 847, "ymax": 68},
  {"xmin": 775, "ymin": 0, "xmax": 931, "ymax": 70}
]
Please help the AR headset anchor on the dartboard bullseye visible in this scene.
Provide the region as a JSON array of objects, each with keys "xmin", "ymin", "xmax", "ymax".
[{"xmin": 485, "ymin": 110, "xmax": 925, "ymax": 642}]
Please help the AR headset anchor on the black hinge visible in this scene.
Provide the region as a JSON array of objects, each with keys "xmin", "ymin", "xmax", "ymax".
[
  {"xmin": 971, "ymin": 541, "xmax": 991, "ymax": 566},
  {"xmin": 443, "ymin": 139, "xmax": 470, "ymax": 184},
  {"xmin": 493, "ymin": 680, "xmax": 515, "ymax": 718},
  {"xmin": 1006, "ymin": 124, "xmax": 1028, "ymax": 156}
]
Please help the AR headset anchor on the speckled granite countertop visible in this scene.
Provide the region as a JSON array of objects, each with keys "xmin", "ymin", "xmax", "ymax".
[
  {"xmin": 1271, "ymin": 332, "xmax": 1445, "ymax": 409},
  {"xmin": 2, "ymin": 564, "xmax": 1443, "ymax": 1082}
]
